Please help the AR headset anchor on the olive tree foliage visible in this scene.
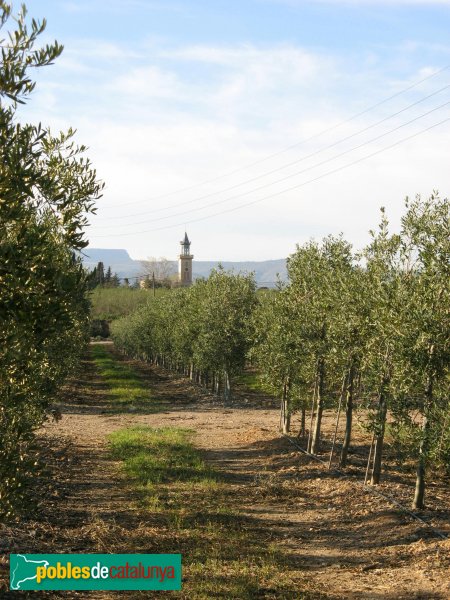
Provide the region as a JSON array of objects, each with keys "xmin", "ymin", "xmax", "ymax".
[
  {"xmin": 394, "ymin": 194, "xmax": 450, "ymax": 508},
  {"xmin": 250, "ymin": 285, "xmax": 300, "ymax": 434},
  {"xmin": 364, "ymin": 196, "xmax": 450, "ymax": 505},
  {"xmin": 251, "ymin": 197, "xmax": 449, "ymax": 508},
  {"xmin": 360, "ymin": 211, "xmax": 405, "ymax": 484},
  {"xmin": 253, "ymin": 237, "xmax": 357, "ymax": 448},
  {"xmin": 194, "ymin": 269, "xmax": 257, "ymax": 401},
  {"xmin": 0, "ymin": 3, "xmax": 103, "ymax": 518},
  {"xmin": 112, "ymin": 269, "xmax": 257, "ymax": 402}
]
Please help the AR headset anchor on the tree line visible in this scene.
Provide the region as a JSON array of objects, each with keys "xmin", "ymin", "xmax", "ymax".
[
  {"xmin": 88, "ymin": 259, "xmax": 175, "ymax": 289},
  {"xmin": 88, "ymin": 262, "xmax": 122, "ymax": 289},
  {"xmin": 0, "ymin": 4, "xmax": 101, "ymax": 517},
  {"xmin": 112, "ymin": 269, "xmax": 256, "ymax": 403},
  {"xmin": 112, "ymin": 195, "xmax": 449, "ymax": 510}
]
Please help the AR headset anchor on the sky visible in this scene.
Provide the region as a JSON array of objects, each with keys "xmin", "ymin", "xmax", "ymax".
[{"xmin": 14, "ymin": 0, "xmax": 450, "ymax": 261}]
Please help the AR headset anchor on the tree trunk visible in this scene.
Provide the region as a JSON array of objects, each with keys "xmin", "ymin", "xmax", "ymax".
[
  {"xmin": 370, "ymin": 382, "xmax": 388, "ymax": 485},
  {"xmin": 364, "ymin": 431, "xmax": 376, "ymax": 485},
  {"xmin": 340, "ymin": 362, "xmax": 355, "ymax": 468},
  {"xmin": 329, "ymin": 371, "xmax": 347, "ymax": 469},
  {"xmin": 413, "ymin": 423, "xmax": 428, "ymax": 510},
  {"xmin": 280, "ymin": 377, "xmax": 291, "ymax": 434},
  {"xmin": 215, "ymin": 373, "xmax": 221, "ymax": 396},
  {"xmin": 311, "ymin": 358, "xmax": 325, "ymax": 454},
  {"xmin": 223, "ymin": 370, "xmax": 231, "ymax": 404},
  {"xmin": 307, "ymin": 370, "xmax": 319, "ymax": 453},
  {"xmin": 413, "ymin": 365, "xmax": 434, "ymax": 509},
  {"xmin": 299, "ymin": 406, "xmax": 306, "ymax": 438}
]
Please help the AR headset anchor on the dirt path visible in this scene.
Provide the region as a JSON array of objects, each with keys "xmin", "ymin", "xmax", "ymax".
[{"xmin": 1, "ymin": 344, "xmax": 449, "ymax": 599}]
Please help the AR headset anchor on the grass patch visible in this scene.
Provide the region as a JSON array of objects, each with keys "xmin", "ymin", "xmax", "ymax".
[
  {"xmin": 236, "ymin": 370, "xmax": 273, "ymax": 395},
  {"xmin": 109, "ymin": 426, "xmax": 213, "ymax": 485},
  {"xmin": 108, "ymin": 426, "xmax": 306, "ymax": 599},
  {"xmin": 90, "ymin": 343, "xmax": 161, "ymax": 410}
]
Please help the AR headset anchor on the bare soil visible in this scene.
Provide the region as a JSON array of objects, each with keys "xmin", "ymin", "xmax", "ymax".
[{"xmin": 1, "ymin": 344, "xmax": 449, "ymax": 599}]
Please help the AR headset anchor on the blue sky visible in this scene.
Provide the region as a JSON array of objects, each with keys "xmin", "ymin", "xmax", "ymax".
[
  {"xmin": 38, "ymin": 1, "xmax": 450, "ymax": 50},
  {"xmin": 16, "ymin": 0, "xmax": 450, "ymax": 260}
]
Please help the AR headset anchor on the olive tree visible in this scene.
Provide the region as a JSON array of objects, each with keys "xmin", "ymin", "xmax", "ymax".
[
  {"xmin": 396, "ymin": 194, "xmax": 450, "ymax": 508},
  {"xmin": 0, "ymin": 3, "xmax": 102, "ymax": 517}
]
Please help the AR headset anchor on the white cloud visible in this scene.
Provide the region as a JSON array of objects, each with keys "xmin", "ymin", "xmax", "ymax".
[
  {"xmin": 109, "ymin": 66, "xmax": 183, "ymax": 100},
  {"xmin": 65, "ymin": 40, "xmax": 143, "ymax": 62},
  {"xmin": 162, "ymin": 43, "xmax": 321, "ymax": 70},
  {"xmin": 101, "ymin": 43, "xmax": 337, "ymax": 128}
]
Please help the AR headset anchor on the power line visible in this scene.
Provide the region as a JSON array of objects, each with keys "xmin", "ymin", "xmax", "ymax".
[
  {"xmin": 93, "ymin": 100, "xmax": 450, "ymax": 230},
  {"xmin": 92, "ymin": 115, "xmax": 450, "ymax": 238},
  {"xmin": 98, "ymin": 83, "xmax": 450, "ymax": 223},
  {"xmin": 101, "ymin": 64, "xmax": 449, "ymax": 211}
]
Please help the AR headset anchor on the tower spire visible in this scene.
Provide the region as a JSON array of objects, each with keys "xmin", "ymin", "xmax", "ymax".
[{"xmin": 179, "ymin": 232, "xmax": 193, "ymax": 286}]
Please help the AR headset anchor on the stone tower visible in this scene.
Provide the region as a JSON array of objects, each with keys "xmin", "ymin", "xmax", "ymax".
[{"xmin": 178, "ymin": 232, "xmax": 193, "ymax": 286}]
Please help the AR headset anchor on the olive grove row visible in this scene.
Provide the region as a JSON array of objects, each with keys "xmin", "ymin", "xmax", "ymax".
[
  {"xmin": 112, "ymin": 269, "xmax": 257, "ymax": 403},
  {"xmin": 112, "ymin": 195, "xmax": 449, "ymax": 510},
  {"xmin": 0, "ymin": 5, "xmax": 102, "ymax": 517}
]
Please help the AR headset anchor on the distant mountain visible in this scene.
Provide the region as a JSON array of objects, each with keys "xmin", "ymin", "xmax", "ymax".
[
  {"xmin": 82, "ymin": 248, "xmax": 142, "ymax": 278},
  {"xmin": 83, "ymin": 248, "xmax": 287, "ymax": 287},
  {"xmin": 193, "ymin": 260, "xmax": 287, "ymax": 286}
]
